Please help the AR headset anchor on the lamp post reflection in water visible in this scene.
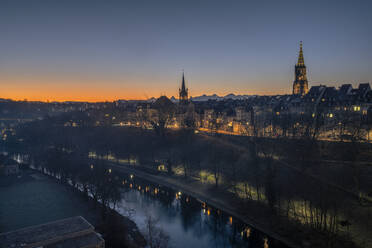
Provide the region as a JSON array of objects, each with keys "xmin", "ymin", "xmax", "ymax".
[{"xmin": 118, "ymin": 172, "xmax": 287, "ymax": 248}]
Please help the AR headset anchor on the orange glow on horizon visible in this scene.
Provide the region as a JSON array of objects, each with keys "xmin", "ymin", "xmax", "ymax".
[
  {"xmin": 0, "ymin": 76, "xmax": 290, "ymax": 102},
  {"xmin": 1, "ymin": 87, "xmax": 289, "ymax": 102},
  {"xmin": 1, "ymin": 90, "xmax": 289, "ymax": 102},
  {"xmin": 1, "ymin": 91, "xmax": 289, "ymax": 102}
]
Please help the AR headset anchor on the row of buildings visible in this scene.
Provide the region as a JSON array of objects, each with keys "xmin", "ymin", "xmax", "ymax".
[
  {"xmin": 1, "ymin": 42, "xmax": 370, "ymax": 142},
  {"xmin": 126, "ymin": 42, "xmax": 372, "ymax": 141}
]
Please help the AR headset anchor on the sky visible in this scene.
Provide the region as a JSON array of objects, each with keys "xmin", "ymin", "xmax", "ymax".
[{"xmin": 0, "ymin": 0, "xmax": 371, "ymax": 102}]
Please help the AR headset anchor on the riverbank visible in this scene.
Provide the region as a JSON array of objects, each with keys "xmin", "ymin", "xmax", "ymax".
[
  {"xmin": 106, "ymin": 161, "xmax": 360, "ymax": 248},
  {"xmin": 9, "ymin": 123, "xmax": 369, "ymax": 247},
  {"xmin": 106, "ymin": 162, "xmax": 301, "ymax": 248},
  {"xmin": 0, "ymin": 168, "xmax": 146, "ymax": 248}
]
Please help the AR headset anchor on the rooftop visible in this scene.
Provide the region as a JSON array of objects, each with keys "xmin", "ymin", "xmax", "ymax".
[{"xmin": 0, "ymin": 216, "xmax": 104, "ymax": 248}]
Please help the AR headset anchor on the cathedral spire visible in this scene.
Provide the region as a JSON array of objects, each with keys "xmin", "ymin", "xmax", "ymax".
[
  {"xmin": 293, "ymin": 41, "xmax": 309, "ymax": 95},
  {"xmin": 181, "ymin": 72, "xmax": 186, "ymax": 91},
  {"xmin": 297, "ymin": 41, "xmax": 305, "ymax": 66},
  {"xmin": 179, "ymin": 71, "xmax": 188, "ymax": 103}
]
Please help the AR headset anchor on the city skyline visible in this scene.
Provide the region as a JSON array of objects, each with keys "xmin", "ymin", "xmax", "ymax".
[
  {"xmin": 0, "ymin": 0, "xmax": 371, "ymax": 102},
  {"xmin": 1, "ymin": 2, "xmax": 371, "ymax": 247}
]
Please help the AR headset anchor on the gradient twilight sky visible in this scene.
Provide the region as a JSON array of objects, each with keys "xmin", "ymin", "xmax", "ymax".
[{"xmin": 0, "ymin": 0, "xmax": 371, "ymax": 101}]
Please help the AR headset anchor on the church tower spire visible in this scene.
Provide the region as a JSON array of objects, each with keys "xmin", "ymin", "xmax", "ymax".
[
  {"xmin": 181, "ymin": 72, "xmax": 186, "ymax": 92},
  {"xmin": 297, "ymin": 41, "xmax": 305, "ymax": 66},
  {"xmin": 179, "ymin": 72, "xmax": 188, "ymax": 103},
  {"xmin": 293, "ymin": 41, "xmax": 309, "ymax": 95}
]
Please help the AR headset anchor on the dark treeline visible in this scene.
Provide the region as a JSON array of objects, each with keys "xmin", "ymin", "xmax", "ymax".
[
  {"xmin": 220, "ymin": 134, "xmax": 372, "ymax": 197},
  {"xmin": 11, "ymin": 142, "xmax": 146, "ymax": 248},
  {"xmin": 3, "ymin": 115, "xmax": 371, "ymax": 248}
]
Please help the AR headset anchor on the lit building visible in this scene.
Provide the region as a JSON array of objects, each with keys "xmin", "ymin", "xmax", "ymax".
[{"xmin": 293, "ymin": 41, "xmax": 309, "ymax": 95}]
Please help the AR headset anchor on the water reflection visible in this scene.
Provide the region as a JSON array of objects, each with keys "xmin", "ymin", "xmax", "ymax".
[{"xmin": 117, "ymin": 173, "xmax": 287, "ymax": 248}]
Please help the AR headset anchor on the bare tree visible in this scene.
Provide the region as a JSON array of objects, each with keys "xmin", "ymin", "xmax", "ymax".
[{"xmin": 143, "ymin": 215, "xmax": 170, "ymax": 248}]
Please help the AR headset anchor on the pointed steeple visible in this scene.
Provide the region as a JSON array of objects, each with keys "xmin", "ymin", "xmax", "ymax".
[
  {"xmin": 179, "ymin": 71, "xmax": 188, "ymax": 103},
  {"xmin": 181, "ymin": 72, "xmax": 186, "ymax": 91},
  {"xmin": 293, "ymin": 41, "xmax": 309, "ymax": 95},
  {"xmin": 297, "ymin": 41, "xmax": 305, "ymax": 66}
]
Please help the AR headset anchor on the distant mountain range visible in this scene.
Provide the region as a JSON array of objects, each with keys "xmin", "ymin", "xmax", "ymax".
[
  {"xmin": 144, "ymin": 93, "xmax": 256, "ymax": 103},
  {"xmin": 151, "ymin": 94, "xmax": 254, "ymax": 103},
  {"xmin": 190, "ymin": 93, "xmax": 255, "ymax": 101}
]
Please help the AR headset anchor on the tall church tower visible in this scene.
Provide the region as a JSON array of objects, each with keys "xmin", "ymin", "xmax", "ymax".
[
  {"xmin": 179, "ymin": 72, "xmax": 188, "ymax": 103},
  {"xmin": 293, "ymin": 41, "xmax": 309, "ymax": 95}
]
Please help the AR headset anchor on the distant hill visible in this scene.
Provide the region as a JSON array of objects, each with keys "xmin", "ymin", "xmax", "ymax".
[
  {"xmin": 190, "ymin": 93, "xmax": 254, "ymax": 102},
  {"xmin": 144, "ymin": 93, "xmax": 255, "ymax": 103}
]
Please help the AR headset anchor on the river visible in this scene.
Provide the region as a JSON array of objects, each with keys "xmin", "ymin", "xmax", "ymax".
[
  {"xmin": 115, "ymin": 173, "xmax": 288, "ymax": 248},
  {"xmin": 6, "ymin": 152, "xmax": 288, "ymax": 248}
]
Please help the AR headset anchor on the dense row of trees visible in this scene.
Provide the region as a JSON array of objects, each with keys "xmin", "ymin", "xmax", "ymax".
[
  {"xmin": 3, "ymin": 111, "xmax": 371, "ymax": 248},
  {"xmin": 21, "ymin": 146, "xmax": 145, "ymax": 248}
]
